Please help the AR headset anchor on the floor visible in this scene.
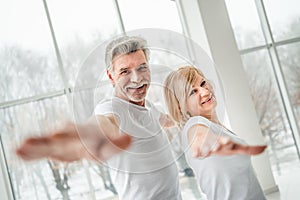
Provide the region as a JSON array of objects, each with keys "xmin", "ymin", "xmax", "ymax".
[
  {"xmin": 101, "ymin": 165, "xmax": 300, "ymax": 200},
  {"xmin": 180, "ymin": 165, "xmax": 300, "ymax": 200},
  {"xmin": 265, "ymin": 167, "xmax": 300, "ymax": 200}
]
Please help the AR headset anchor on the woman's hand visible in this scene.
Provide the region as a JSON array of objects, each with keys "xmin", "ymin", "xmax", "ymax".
[{"xmin": 188, "ymin": 124, "xmax": 266, "ymax": 158}]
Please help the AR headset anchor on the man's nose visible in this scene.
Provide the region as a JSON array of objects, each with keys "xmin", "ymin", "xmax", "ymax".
[{"xmin": 130, "ymin": 71, "xmax": 142, "ymax": 83}]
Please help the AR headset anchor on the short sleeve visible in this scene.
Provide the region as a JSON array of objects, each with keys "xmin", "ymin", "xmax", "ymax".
[
  {"xmin": 183, "ymin": 116, "xmax": 212, "ymax": 134},
  {"xmin": 183, "ymin": 116, "xmax": 246, "ymax": 145},
  {"xmin": 93, "ymin": 98, "xmax": 121, "ymax": 120}
]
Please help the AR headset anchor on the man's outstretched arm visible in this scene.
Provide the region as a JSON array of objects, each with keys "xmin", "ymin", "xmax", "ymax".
[{"xmin": 16, "ymin": 115, "xmax": 131, "ymax": 162}]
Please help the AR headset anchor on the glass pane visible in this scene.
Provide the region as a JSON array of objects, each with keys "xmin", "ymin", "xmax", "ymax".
[
  {"xmin": 0, "ymin": 96, "xmax": 118, "ymax": 199},
  {"xmin": 225, "ymin": 0, "xmax": 265, "ymax": 49},
  {"xmin": 263, "ymin": 0, "xmax": 300, "ymax": 41},
  {"xmin": 1, "ymin": 96, "xmax": 70, "ymax": 200},
  {"xmin": 118, "ymin": 0, "xmax": 183, "ymax": 33},
  {"xmin": 0, "ymin": 0, "xmax": 64, "ymax": 102},
  {"xmin": 241, "ymin": 49, "xmax": 300, "ymax": 177},
  {"xmin": 277, "ymin": 43, "xmax": 300, "ymax": 137},
  {"xmin": 46, "ymin": 0, "xmax": 121, "ymax": 87}
]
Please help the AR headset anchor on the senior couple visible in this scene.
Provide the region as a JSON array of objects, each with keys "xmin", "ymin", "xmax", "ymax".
[{"xmin": 17, "ymin": 35, "xmax": 267, "ymax": 200}]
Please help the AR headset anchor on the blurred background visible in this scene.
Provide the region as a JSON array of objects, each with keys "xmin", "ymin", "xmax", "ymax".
[{"xmin": 1, "ymin": 0, "xmax": 300, "ymax": 199}]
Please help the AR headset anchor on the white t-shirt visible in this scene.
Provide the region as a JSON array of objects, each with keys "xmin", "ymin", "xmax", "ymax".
[
  {"xmin": 182, "ymin": 116, "xmax": 266, "ymax": 200},
  {"xmin": 94, "ymin": 97, "xmax": 182, "ymax": 200}
]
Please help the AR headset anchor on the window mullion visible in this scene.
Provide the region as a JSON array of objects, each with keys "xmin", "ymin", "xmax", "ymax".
[
  {"xmin": 42, "ymin": 0, "xmax": 71, "ymax": 104},
  {"xmin": 255, "ymin": 0, "xmax": 300, "ymax": 159},
  {"xmin": 114, "ymin": 0, "xmax": 126, "ymax": 34},
  {"xmin": 0, "ymin": 135, "xmax": 15, "ymax": 200}
]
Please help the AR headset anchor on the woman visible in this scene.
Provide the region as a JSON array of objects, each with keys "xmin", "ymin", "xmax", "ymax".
[{"xmin": 164, "ymin": 66, "xmax": 266, "ymax": 200}]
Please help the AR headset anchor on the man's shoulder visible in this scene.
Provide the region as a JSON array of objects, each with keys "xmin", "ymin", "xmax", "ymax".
[
  {"xmin": 96, "ymin": 98, "xmax": 112, "ymax": 105},
  {"xmin": 94, "ymin": 97, "xmax": 126, "ymax": 115},
  {"xmin": 94, "ymin": 98, "xmax": 114, "ymax": 115},
  {"xmin": 94, "ymin": 98, "xmax": 111, "ymax": 108}
]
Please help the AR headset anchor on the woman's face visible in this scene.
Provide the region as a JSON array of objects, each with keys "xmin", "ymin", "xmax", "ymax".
[{"xmin": 185, "ymin": 74, "xmax": 217, "ymax": 118}]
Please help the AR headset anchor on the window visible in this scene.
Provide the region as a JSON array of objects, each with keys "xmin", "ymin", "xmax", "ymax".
[
  {"xmin": 241, "ymin": 49, "xmax": 299, "ymax": 175},
  {"xmin": 225, "ymin": 0, "xmax": 300, "ymax": 177},
  {"xmin": 0, "ymin": 0, "xmax": 64, "ymax": 102},
  {"xmin": 277, "ymin": 43, "xmax": 300, "ymax": 134},
  {"xmin": 225, "ymin": 0, "xmax": 265, "ymax": 49},
  {"xmin": 46, "ymin": 0, "xmax": 121, "ymax": 87},
  {"xmin": 0, "ymin": 97, "xmax": 72, "ymax": 199},
  {"xmin": 0, "ymin": 0, "xmax": 124, "ymax": 199},
  {"xmin": 0, "ymin": 0, "xmax": 202, "ymax": 199},
  {"xmin": 263, "ymin": 0, "xmax": 300, "ymax": 42},
  {"xmin": 118, "ymin": 0, "xmax": 182, "ymax": 33}
]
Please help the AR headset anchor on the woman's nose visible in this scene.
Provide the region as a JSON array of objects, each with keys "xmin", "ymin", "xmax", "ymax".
[{"xmin": 199, "ymin": 87, "xmax": 209, "ymax": 97}]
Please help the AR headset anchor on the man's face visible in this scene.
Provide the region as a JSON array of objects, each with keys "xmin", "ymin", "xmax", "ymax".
[{"xmin": 107, "ymin": 50, "xmax": 151, "ymax": 106}]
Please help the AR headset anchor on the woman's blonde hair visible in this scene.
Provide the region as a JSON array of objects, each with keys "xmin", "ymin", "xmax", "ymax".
[{"xmin": 164, "ymin": 66, "xmax": 205, "ymax": 127}]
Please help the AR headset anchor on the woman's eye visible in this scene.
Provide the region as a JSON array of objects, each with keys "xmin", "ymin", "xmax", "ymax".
[
  {"xmin": 190, "ymin": 89, "xmax": 197, "ymax": 96},
  {"xmin": 200, "ymin": 80, "xmax": 206, "ymax": 87}
]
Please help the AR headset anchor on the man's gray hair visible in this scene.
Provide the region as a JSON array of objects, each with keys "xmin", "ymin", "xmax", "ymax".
[{"xmin": 105, "ymin": 36, "xmax": 150, "ymax": 71}]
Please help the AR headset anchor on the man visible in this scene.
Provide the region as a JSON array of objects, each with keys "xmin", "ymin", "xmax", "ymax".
[
  {"xmin": 91, "ymin": 36, "xmax": 182, "ymax": 199},
  {"xmin": 17, "ymin": 35, "xmax": 266, "ymax": 200},
  {"xmin": 18, "ymin": 36, "xmax": 182, "ymax": 200}
]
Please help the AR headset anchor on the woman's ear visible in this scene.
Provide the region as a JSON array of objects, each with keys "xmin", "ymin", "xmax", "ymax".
[{"xmin": 186, "ymin": 111, "xmax": 191, "ymax": 117}]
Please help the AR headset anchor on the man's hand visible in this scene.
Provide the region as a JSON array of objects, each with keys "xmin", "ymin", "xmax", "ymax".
[{"xmin": 16, "ymin": 122, "xmax": 131, "ymax": 162}]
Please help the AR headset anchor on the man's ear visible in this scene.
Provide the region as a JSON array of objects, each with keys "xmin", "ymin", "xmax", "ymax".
[{"xmin": 106, "ymin": 69, "xmax": 115, "ymax": 87}]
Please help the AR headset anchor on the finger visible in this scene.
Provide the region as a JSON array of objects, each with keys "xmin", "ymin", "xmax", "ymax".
[
  {"xmin": 16, "ymin": 132, "xmax": 81, "ymax": 162},
  {"xmin": 233, "ymin": 144, "xmax": 267, "ymax": 155},
  {"xmin": 243, "ymin": 145, "xmax": 267, "ymax": 155},
  {"xmin": 16, "ymin": 137, "xmax": 52, "ymax": 160}
]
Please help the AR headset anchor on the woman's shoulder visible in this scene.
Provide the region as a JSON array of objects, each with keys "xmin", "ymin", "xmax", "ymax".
[{"xmin": 183, "ymin": 116, "xmax": 212, "ymax": 133}]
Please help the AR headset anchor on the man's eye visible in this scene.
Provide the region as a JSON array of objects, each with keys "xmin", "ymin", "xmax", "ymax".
[
  {"xmin": 120, "ymin": 70, "xmax": 128, "ymax": 75},
  {"xmin": 200, "ymin": 80, "xmax": 206, "ymax": 87},
  {"xmin": 139, "ymin": 64, "xmax": 148, "ymax": 71}
]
